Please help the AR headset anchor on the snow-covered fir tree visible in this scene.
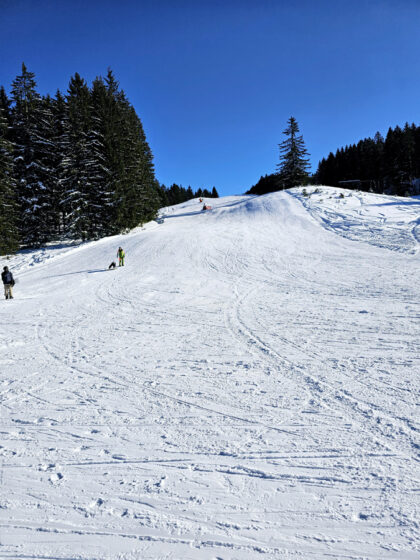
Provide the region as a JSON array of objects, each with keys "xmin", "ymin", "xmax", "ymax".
[
  {"xmin": 277, "ymin": 117, "xmax": 310, "ymax": 189},
  {"xmin": 84, "ymin": 77, "xmax": 112, "ymax": 238},
  {"xmin": 35, "ymin": 94, "xmax": 59, "ymax": 240},
  {"xmin": 49, "ymin": 90, "xmax": 67, "ymax": 236},
  {"xmin": 90, "ymin": 71, "xmax": 123, "ymax": 236},
  {"xmin": 60, "ymin": 73, "xmax": 104, "ymax": 240},
  {"xmin": 112, "ymin": 91, "xmax": 159, "ymax": 231},
  {"xmin": 0, "ymin": 94, "xmax": 19, "ymax": 254},
  {"xmin": 10, "ymin": 64, "xmax": 52, "ymax": 246}
]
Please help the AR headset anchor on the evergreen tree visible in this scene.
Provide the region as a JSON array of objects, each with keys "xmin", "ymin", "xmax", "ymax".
[
  {"xmin": 11, "ymin": 63, "xmax": 51, "ymax": 246},
  {"xmin": 277, "ymin": 117, "xmax": 310, "ymax": 188},
  {"xmin": 0, "ymin": 96, "xmax": 19, "ymax": 254},
  {"xmin": 88, "ymin": 77, "xmax": 113, "ymax": 237},
  {"xmin": 37, "ymin": 94, "xmax": 60, "ymax": 239},
  {"xmin": 61, "ymin": 72, "xmax": 105, "ymax": 240},
  {"xmin": 0, "ymin": 87, "xmax": 13, "ymax": 131},
  {"xmin": 414, "ymin": 126, "xmax": 420, "ymax": 179},
  {"xmin": 372, "ymin": 132, "xmax": 385, "ymax": 192},
  {"xmin": 398, "ymin": 123, "xmax": 417, "ymax": 195},
  {"xmin": 211, "ymin": 186, "xmax": 219, "ymax": 198},
  {"xmin": 94, "ymin": 70, "xmax": 125, "ymax": 234},
  {"xmin": 60, "ymin": 73, "xmax": 89, "ymax": 239},
  {"xmin": 246, "ymin": 174, "xmax": 279, "ymax": 195},
  {"xmin": 50, "ymin": 90, "xmax": 67, "ymax": 235},
  {"xmin": 167, "ymin": 183, "xmax": 181, "ymax": 205},
  {"xmin": 157, "ymin": 183, "xmax": 169, "ymax": 207},
  {"xmin": 111, "ymin": 89, "xmax": 158, "ymax": 230}
]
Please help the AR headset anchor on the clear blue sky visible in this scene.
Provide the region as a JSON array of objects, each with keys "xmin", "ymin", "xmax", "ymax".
[{"xmin": 1, "ymin": 0, "xmax": 420, "ymax": 195}]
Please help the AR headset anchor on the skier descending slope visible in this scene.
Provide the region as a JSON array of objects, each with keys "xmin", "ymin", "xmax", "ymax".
[
  {"xmin": 1, "ymin": 266, "xmax": 15, "ymax": 300},
  {"xmin": 117, "ymin": 247, "xmax": 125, "ymax": 267}
]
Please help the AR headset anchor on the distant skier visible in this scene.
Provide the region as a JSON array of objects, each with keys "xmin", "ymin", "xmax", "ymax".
[
  {"xmin": 2, "ymin": 266, "xmax": 15, "ymax": 300},
  {"xmin": 117, "ymin": 247, "xmax": 125, "ymax": 267}
]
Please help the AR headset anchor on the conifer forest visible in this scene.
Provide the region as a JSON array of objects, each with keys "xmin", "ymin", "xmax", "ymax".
[
  {"xmin": 0, "ymin": 64, "xmax": 218, "ymax": 254},
  {"xmin": 248, "ymin": 121, "xmax": 420, "ymax": 197}
]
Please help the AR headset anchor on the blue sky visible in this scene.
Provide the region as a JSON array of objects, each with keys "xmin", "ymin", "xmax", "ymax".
[{"xmin": 1, "ymin": 0, "xmax": 420, "ymax": 195}]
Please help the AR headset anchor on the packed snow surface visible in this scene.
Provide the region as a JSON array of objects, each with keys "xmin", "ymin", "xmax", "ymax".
[{"xmin": 1, "ymin": 187, "xmax": 419, "ymax": 559}]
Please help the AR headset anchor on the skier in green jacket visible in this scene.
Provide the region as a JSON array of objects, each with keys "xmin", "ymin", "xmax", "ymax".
[{"xmin": 117, "ymin": 247, "xmax": 125, "ymax": 267}]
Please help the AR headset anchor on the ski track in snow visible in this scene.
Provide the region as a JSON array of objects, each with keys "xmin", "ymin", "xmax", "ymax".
[{"xmin": 0, "ymin": 187, "xmax": 419, "ymax": 559}]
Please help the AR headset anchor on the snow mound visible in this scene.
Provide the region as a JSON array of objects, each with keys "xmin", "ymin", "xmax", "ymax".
[{"xmin": 291, "ymin": 185, "xmax": 420, "ymax": 254}]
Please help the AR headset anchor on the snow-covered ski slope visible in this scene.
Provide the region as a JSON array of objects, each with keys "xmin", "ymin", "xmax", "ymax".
[{"xmin": 1, "ymin": 187, "xmax": 419, "ymax": 559}]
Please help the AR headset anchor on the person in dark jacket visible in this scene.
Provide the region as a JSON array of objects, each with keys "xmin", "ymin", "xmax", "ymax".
[{"xmin": 2, "ymin": 266, "xmax": 14, "ymax": 300}]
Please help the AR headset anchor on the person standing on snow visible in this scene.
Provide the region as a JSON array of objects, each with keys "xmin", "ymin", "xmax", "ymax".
[
  {"xmin": 117, "ymin": 247, "xmax": 125, "ymax": 267},
  {"xmin": 2, "ymin": 266, "xmax": 15, "ymax": 300}
]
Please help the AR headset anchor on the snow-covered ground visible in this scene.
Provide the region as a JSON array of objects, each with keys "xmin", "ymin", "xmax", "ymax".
[{"xmin": 1, "ymin": 187, "xmax": 419, "ymax": 559}]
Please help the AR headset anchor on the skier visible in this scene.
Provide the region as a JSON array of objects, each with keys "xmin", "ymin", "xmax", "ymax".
[
  {"xmin": 117, "ymin": 247, "xmax": 125, "ymax": 267},
  {"xmin": 2, "ymin": 266, "xmax": 15, "ymax": 300}
]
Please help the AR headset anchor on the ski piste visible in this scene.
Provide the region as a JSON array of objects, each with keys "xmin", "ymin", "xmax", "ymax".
[{"xmin": 0, "ymin": 187, "xmax": 419, "ymax": 559}]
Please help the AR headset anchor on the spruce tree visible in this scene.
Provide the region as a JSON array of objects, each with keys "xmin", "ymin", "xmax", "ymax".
[
  {"xmin": 0, "ymin": 87, "xmax": 13, "ymax": 130},
  {"xmin": 114, "ymin": 93, "xmax": 159, "ymax": 229},
  {"xmin": 11, "ymin": 63, "xmax": 51, "ymax": 246},
  {"xmin": 0, "ymin": 97, "xmax": 19, "ymax": 254},
  {"xmin": 61, "ymin": 73, "xmax": 97, "ymax": 240},
  {"xmin": 37, "ymin": 94, "xmax": 59, "ymax": 239},
  {"xmin": 277, "ymin": 117, "xmax": 310, "ymax": 189},
  {"xmin": 50, "ymin": 90, "xmax": 67, "ymax": 235},
  {"xmin": 88, "ymin": 77, "xmax": 113, "ymax": 237}
]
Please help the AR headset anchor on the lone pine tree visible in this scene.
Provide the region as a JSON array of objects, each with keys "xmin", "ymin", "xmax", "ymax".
[{"xmin": 277, "ymin": 117, "xmax": 310, "ymax": 189}]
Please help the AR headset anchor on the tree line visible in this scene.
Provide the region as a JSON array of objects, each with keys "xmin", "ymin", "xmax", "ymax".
[
  {"xmin": 0, "ymin": 64, "xmax": 161, "ymax": 254},
  {"xmin": 0, "ymin": 64, "xmax": 219, "ymax": 255},
  {"xmin": 247, "ymin": 119, "xmax": 420, "ymax": 197},
  {"xmin": 158, "ymin": 184, "xmax": 218, "ymax": 207},
  {"xmin": 315, "ymin": 123, "xmax": 420, "ymax": 196}
]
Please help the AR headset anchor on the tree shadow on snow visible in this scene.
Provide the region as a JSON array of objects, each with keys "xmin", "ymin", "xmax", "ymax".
[{"xmin": 45, "ymin": 268, "xmax": 109, "ymax": 279}]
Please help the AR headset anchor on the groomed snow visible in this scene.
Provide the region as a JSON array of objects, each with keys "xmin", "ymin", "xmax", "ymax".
[{"xmin": 1, "ymin": 187, "xmax": 419, "ymax": 559}]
